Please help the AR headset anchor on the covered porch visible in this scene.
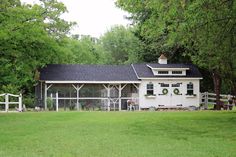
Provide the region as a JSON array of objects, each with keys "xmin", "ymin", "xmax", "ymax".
[{"xmin": 37, "ymin": 81, "xmax": 140, "ymax": 111}]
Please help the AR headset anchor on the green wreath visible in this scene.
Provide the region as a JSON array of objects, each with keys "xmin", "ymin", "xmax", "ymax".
[
  {"xmin": 162, "ymin": 88, "xmax": 168, "ymax": 95},
  {"xmin": 173, "ymin": 88, "xmax": 180, "ymax": 95}
]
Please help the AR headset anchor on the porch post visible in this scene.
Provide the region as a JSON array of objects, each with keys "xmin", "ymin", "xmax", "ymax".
[
  {"xmin": 44, "ymin": 83, "xmax": 47, "ymax": 110},
  {"xmin": 118, "ymin": 84, "xmax": 121, "ymax": 111},
  {"xmin": 138, "ymin": 84, "xmax": 140, "ymax": 111},
  {"xmin": 76, "ymin": 84, "xmax": 79, "ymax": 111},
  {"xmin": 72, "ymin": 84, "xmax": 84, "ymax": 111},
  {"xmin": 56, "ymin": 92, "xmax": 58, "ymax": 112},
  {"xmin": 108, "ymin": 85, "xmax": 110, "ymax": 111},
  {"xmin": 133, "ymin": 83, "xmax": 140, "ymax": 111}
]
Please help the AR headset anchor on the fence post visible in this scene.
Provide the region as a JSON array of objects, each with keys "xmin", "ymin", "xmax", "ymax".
[
  {"xmin": 5, "ymin": 94, "xmax": 9, "ymax": 112},
  {"xmin": 204, "ymin": 92, "xmax": 208, "ymax": 109},
  {"xmin": 56, "ymin": 92, "xmax": 58, "ymax": 112},
  {"xmin": 19, "ymin": 94, "xmax": 22, "ymax": 112}
]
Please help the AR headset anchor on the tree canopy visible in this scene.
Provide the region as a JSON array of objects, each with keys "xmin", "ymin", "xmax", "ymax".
[
  {"xmin": 116, "ymin": 0, "xmax": 236, "ymax": 107},
  {"xmin": 1, "ymin": 0, "xmax": 235, "ymax": 109},
  {"xmin": 0, "ymin": 0, "xmax": 74, "ymax": 94}
]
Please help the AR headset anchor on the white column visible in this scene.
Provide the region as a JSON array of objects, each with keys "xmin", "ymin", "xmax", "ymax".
[
  {"xmin": 19, "ymin": 94, "xmax": 22, "ymax": 112},
  {"xmin": 108, "ymin": 85, "xmax": 110, "ymax": 111},
  {"xmin": 138, "ymin": 84, "xmax": 141, "ymax": 111},
  {"xmin": 56, "ymin": 92, "xmax": 58, "ymax": 112},
  {"xmin": 133, "ymin": 83, "xmax": 140, "ymax": 111},
  {"xmin": 5, "ymin": 94, "xmax": 9, "ymax": 112},
  {"xmin": 44, "ymin": 83, "xmax": 47, "ymax": 110},
  {"xmin": 77, "ymin": 84, "xmax": 79, "ymax": 111},
  {"xmin": 118, "ymin": 84, "xmax": 121, "ymax": 111}
]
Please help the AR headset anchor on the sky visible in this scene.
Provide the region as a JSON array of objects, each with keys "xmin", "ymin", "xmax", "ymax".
[{"xmin": 21, "ymin": 0, "xmax": 131, "ymax": 38}]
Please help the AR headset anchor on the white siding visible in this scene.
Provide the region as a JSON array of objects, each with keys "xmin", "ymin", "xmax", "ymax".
[{"xmin": 139, "ymin": 79, "xmax": 201, "ymax": 108}]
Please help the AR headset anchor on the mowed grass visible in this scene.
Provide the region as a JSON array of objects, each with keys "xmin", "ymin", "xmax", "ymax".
[{"xmin": 0, "ymin": 111, "xmax": 236, "ymax": 157}]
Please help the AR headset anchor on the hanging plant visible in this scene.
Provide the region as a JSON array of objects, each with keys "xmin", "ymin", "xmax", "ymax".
[
  {"xmin": 162, "ymin": 88, "xmax": 168, "ymax": 95},
  {"xmin": 173, "ymin": 88, "xmax": 180, "ymax": 95}
]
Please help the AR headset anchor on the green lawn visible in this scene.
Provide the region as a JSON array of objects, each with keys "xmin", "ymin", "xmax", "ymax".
[{"xmin": 0, "ymin": 111, "xmax": 236, "ymax": 157}]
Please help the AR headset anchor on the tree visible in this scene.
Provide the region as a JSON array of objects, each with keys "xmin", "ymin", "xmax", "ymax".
[
  {"xmin": 117, "ymin": 0, "xmax": 236, "ymax": 109},
  {"xmin": 100, "ymin": 25, "xmax": 143, "ymax": 64},
  {"xmin": 116, "ymin": 0, "xmax": 192, "ymax": 64},
  {"xmin": 64, "ymin": 36, "xmax": 106, "ymax": 64},
  {"xmin": 0, "ymin": 0, "xmax": 74, "ymax": 94}
]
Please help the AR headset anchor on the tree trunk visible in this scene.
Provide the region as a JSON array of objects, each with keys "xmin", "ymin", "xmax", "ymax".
[{"xmin": 212, "ymin": 72, "xmax": 221, "ymax": 110}]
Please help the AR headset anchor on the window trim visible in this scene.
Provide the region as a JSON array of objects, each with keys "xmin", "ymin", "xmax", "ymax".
[
  {"xmin": 146, "ymin": 83, "xmax": 154, "ymax": 95},
  {"xmin": 186, "ymin": 82, "xmax": 194, "ymax": 95}
]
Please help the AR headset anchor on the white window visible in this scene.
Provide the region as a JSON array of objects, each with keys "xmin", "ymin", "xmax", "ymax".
[
  {"xmin": 146, "ymin": 83, "xmax": 154, "ymax": 95},
  {"xmin": 172, "ymin": 71, "xmax": 182, "ymax": 74},
  {"xmin": 160, "ymin": 83, "xmax": 169, "ymax": 87},
  {"xmin": 158, "ymin": 71, "xmax": 169, "ymax": 74},
  {"xmin": 187, "ymin": 82, "xmax": 194, "ymax": 95},
  {"xmin": 172, "ymin": 83, "xmax": 180, "ymax": 87}
]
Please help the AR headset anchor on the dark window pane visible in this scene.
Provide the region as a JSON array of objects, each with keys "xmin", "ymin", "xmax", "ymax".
[
  {"xmin": 158, "ymin": 71, "xmax": 169, "ymax": 74},
  {"xmin": 172, "ymin": 83, "xmax": 180, "ymax": 87},
  {"xmin": 147, "ymin": 84, "xmax": 153, "ymax": 89},
  {"xmin": 147, "ymin": 90, "xmax": 154, "ymax": 95},
  {"xmin": 187, "ymin": 90, "xmax": 194, "ymax": 95},
  {"xmin": 161, "ymin": 83, "xmax": 169, "ymax": 87},
  {"xmin": 172, "ymin": 71, "xmax": 183, "ymax": 74}
]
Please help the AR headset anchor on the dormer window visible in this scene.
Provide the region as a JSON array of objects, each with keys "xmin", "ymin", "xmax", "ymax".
[
  {"xmin": 187, "ymin": 82, "xmax": 194, "ymax": 95},
  {"xmin": 158, "ymin": 71, "xmax": 169, "ymax": 74},
  {"xmin": 146, "ymin": 83, "xmax": 154, "ymax": 95},
  {"xmin": 172, "ymin": 71, "xmax": 182, "ymax": 74}
]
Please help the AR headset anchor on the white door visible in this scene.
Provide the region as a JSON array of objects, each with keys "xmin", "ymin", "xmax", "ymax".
[
  {"xmin": 158, "ymin": 81, "xmax": 183, "ymax": 107},
  {"xmin": 158, "ymin": 82, "xmax": 171, "ymax": 107},
  {"xmin": 170, "ymin": 82, "xmax": 183, "ymax": 107}
]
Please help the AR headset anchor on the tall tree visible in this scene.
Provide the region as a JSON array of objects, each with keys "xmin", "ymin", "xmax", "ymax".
[
  {"xmin": 64, "ymin": 36, "xmax": 106, "ymax": 64},
  {"xmin": 117, "ymin": 0, "xmax": 236, "ymax": 109},
  {"xmin": 100, "ymin": 25, "xmax": 143, "ymax": 64},
  {"xmin": 0, "ymin": 0, "xmax": 74, "ymax": 94}
]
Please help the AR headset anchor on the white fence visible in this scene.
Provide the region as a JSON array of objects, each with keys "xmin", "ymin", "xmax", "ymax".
[
  {"xmin": 0, "ymin": 93, "xmax": 22, "ymax": 112},
  {"xmin": 201, "ymin": 92, "xmax": 235, "ymax": 109}
]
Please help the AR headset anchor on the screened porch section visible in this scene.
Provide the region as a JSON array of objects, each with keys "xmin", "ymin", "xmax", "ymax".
[{"xmin": 44, "ymin": 83, "xmax": 139, "ymax": 111}]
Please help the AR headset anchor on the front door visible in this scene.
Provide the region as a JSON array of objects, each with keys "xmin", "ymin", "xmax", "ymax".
[
  {"xmin": 158, "ymin": 81, "xmax": 183, "ymax": 107},
  {"xmin": 170, "ymin": 82, "xmax": 183, "ymax": 107}
]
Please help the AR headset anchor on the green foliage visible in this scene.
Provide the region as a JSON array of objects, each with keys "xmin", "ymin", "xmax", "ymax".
[
  {"xmin": 116, "ymin": 0, "xmax": 236, "ymax": 95},
  {"xmin": 100, "ymin": 25, "xmax": 143, "ymax": 64},
  {"xmin": 0, "ymin": 0, "xmax": 75, "ymax": 95},
  {"xmin": 46, "ymin": 97, "xmax": 53, "ymax": 110},
  {"xmin": 0, "ymin": 84, "xmax": 20, "ymax": 94},
  {"xmin": 23, "ymin": 96, "xmax": 35, "ymax": 108}
]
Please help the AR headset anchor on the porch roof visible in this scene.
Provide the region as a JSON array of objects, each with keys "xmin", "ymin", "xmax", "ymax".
[{"xmin": 40, "ymin": 64, "xmax": 139, "ymax": 82}]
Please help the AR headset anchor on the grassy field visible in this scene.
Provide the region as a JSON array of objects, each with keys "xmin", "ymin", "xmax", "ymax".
[{"xmin": 0, "ymin": 111, "xmax": 236, "ymax": 157}]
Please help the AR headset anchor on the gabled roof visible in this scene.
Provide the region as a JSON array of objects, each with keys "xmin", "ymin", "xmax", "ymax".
[
  {"xmin": 40, "ymin": 63, "xmax": 202, "ymax": 81},
  {"xmin": 132, "ymin": 63, "xmax": 202, "ymax": 78},
  {"xmin": 40, "ymin": 64, "xmax": 139, "ymax": 81}
]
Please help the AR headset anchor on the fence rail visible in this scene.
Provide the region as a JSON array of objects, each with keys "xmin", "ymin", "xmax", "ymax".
[
  {"xmin": 200, "ymin": 92, "xmax": 235, "ymax": 109},
  {"xmin": 0, "ymin": 93, "xmax": 22, "ymax": 112}
]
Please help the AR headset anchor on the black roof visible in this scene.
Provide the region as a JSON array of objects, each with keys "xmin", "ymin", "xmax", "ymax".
[
  {"xmin": 40, "ymin": 63, "xmax": 202, "ymax": 81},
  {"xmin": 147, "ymin": 63, "xmax": 190, "ymax": 69},
  {"xmin": 40, "ymin": 64, "xmax": 139, "ymax": 81},
  {"xmin": 132, "ymin": 63, "xmax": 202, "ymax": 78}
]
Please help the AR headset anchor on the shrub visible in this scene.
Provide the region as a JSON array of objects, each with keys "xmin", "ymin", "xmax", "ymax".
[{"xmin": 23, "ymin": 96, "xmax": 35, "ymax": 108}]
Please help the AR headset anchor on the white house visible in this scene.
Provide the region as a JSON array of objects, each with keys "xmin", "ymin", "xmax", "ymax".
[{"xmin": 36, "ymin": 54, "xmax": 202, "ymax": 111}]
